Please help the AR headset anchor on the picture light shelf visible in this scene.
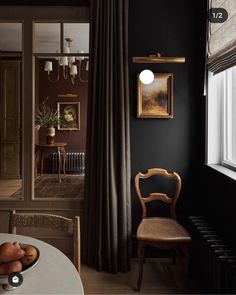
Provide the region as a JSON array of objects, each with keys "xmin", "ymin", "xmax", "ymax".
[{"xmin": 133, "ymin": 54, "xmax": 185, "ymax": 64}]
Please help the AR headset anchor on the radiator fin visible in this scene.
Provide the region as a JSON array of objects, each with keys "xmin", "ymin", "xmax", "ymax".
[
  {"xmin": 52, "ymin": 152, "xmax": 85, "ymax": 174},
  {"xmin": 189, "ymin": 216, "xmax": 236, "ymax": 294}
]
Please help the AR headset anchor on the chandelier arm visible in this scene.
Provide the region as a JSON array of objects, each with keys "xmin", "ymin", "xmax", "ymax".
[
  {"xmin": 63, "ymin": 66, "xmax": 68, "ymax": 79},
  {"xmin": 71, "ymin": 76, "xmax": 75, "ymax": 85},
  {"xmin": 47, "ymin": 62, "xmax": 60, "ymax": 83},
  {"xmin": 78, "ymin": 61, "xmax": 88, "ymax": 83}
]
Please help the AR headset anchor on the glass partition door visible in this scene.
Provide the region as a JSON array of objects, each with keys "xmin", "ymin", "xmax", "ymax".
[
  {"xmin": 33, "ymin": 22, "xmax": 89, "ymax": 200},
  {"xmin": 0, "ymin": 22, "xmax": 23, "ymax": 199}
]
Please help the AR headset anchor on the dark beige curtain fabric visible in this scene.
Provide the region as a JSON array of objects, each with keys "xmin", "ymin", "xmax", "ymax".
[{"xmin": 82, "ymin": 0, "xmax": 131, "ymax": 273}]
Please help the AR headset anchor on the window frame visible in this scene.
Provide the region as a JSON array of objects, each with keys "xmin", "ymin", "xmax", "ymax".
[{"xmin": 207, "ymin": 65, "xmax": 236, "ymax": 172}]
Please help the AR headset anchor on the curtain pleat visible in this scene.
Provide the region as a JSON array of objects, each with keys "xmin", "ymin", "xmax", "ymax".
[{"xmin": 82, "ymin": 0, "xmax": 131, "ymax": 273}]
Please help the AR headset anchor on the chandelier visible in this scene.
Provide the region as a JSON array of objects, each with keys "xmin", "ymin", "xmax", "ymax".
[{"xmin": 44, "ymin": 38, "xmax": 89, "ymax": 85}]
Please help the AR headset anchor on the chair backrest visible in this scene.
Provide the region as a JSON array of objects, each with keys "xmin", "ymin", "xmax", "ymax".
[
  {"xmin": 134, "ymin": 168, "xmax": 181, "ymax": 220},
  {"xmin": 8, "ymin": 210, "xmax": 80, "ymax": 273}
]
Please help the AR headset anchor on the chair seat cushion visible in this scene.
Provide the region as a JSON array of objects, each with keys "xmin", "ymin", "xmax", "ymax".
[{"xmin": 137, "ymin": 217, "xmax": 191, "ymax": 243}]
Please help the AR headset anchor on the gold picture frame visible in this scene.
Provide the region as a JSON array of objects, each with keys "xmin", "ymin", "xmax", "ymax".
[
  {"xmin": 57, "ymin": 102, "xmax": 80, "ymax": 130},
  {"xmin": 137, "ymin": 73, "xmax": 173, "ymax": 118}
]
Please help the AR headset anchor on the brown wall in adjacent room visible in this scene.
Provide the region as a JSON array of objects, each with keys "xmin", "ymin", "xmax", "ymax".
[{"xmin": 36, "ymin": 58, "xmax": 88, "ymax": 173}]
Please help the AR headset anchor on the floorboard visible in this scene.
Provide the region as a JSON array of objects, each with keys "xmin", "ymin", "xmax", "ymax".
[
  {"xmin": 0, "ymin": 179, "xmax": 22, "ymax": 198},
  {"xmin": 80, "ymin": 258, "xmax": 200, "ymax": 294}
]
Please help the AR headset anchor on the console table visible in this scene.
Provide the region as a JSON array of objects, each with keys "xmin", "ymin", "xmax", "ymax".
[{"xmin": 35, "ymin": 143, "xmax": 67, "ymax": 183}]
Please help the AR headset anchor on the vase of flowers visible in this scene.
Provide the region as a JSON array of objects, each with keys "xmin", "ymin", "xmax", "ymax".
[{"xmin": 35, "ymin": 99, "xmax": 61, "ymax": 144}]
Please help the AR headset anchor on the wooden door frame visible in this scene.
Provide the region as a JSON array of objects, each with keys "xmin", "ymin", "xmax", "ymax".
[{"xmin": 0, "ymin": 6, "xmax": 88, "ymax": 211}]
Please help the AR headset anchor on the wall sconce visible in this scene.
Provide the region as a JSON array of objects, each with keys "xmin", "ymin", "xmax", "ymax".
[
  {"xmin": 44, "ymin": 38, "xmax": 88, "ymax": 85},
  {"xmin": 139, "ymin": 69, "xmax": 154, "ymax": 84},
  {"xmin": 133, "ymin": 53, "xmax": 185, "ymax": 64},
  {"xmin": 135, "ymin": 53, "xmax": 185, "ymax": 85}
]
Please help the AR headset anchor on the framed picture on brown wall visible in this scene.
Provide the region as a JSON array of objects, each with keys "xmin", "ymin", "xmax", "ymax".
[
  {"xmin": 137, "ymin": 73, "xmax": 173, "ymax": 118},
  {"xmin": 57, "ymin": 102, "xmax": 80, "ymax": 130}
]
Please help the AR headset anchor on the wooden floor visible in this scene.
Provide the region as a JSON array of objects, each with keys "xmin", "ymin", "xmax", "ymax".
[
  {"xmin": 80, "ymin": 258, "xmax": 199, "ymax": 294},
  {"xmin": 0, "ymin": 179, "xmax": 22, "ymax": 198}
]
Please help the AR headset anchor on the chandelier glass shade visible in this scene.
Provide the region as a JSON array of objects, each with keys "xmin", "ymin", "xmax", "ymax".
[{"xmin": 44, "ymin": 38, "xmax": 89, "ymax": 85}]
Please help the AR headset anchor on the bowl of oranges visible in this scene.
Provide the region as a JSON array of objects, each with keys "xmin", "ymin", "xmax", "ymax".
[{"xmin": 0, "ymin": 242, "xmax": 40, "ymax": 290}]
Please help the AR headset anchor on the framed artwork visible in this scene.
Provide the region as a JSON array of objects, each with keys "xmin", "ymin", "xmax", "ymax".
[
  {"xmin": 137, "ymin": 73, "xmax": 173, "ymax": 118},
  {"xmin": 57, "ymin": 102, "xmax": 80, "ymax": 130}
]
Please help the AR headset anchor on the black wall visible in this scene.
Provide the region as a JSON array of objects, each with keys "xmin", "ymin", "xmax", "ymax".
[
  {"xmin": 200, "ymin": 165, "xmax": 236, "ymax": 248},
  {"xmin": 128, "ymin": 0, "xmax": 207, "ymax": 240}
]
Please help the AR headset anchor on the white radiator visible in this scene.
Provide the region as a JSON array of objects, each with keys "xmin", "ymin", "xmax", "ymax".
[{"xmin": 52, "ymin": 152, "xmax": 85, "ymax": 174}]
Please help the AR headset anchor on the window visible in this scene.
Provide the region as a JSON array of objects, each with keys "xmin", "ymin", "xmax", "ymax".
[
  {"xmin": 207, "ymin": 0, "xmax": 236, "ymax": 176},
  {"xmin": 207, "ymin": 65, "xmax": 236, "ymax": 170},
  {"xmin": 223, "ymin": 66, "xmax": 236, "ymax": 168}
]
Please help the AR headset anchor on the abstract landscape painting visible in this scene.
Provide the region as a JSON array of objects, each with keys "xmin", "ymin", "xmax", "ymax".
[{"xmin": 137, "ymin": 73, "xmax": 173, "ymax": 118}]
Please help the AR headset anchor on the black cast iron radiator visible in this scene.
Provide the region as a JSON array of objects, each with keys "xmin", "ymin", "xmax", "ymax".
[
  {"xmin": 189, "ymin": 216, "xmax": 236, "ymax": 294},
  {"xmin": 52, "ymin": 152, "xmax": 85, "ymax": 174}
]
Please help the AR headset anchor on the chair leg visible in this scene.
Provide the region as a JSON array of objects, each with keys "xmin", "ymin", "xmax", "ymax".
[
  {"xmin": 183, "ymin": 245, "xmax": 189, "ymax": 277},
  {"xmin": 172, "ymin": 247, "xmax": 179, "ymax": 264},
  {"xmin": 183, "ymin": 244, "xmax": 191, "ymax": 292},
  {"xmin": 172, "ymin": 255, "xmax": 176, "ymax": 265},
  {"xmin": 136, "ymin": 241, "xmax": 145, "ymax": 292}
]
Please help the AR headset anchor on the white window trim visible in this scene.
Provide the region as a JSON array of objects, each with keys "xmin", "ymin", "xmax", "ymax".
[
  {"xmin": 221, "ymin": 69, "xmax": 236, "ymax": 169},
  {"xmin": 207, "ymin": 71, "xmax": 223, "ymax": 165},
  {"xmin": 207, "ymin": 68, "xmax": 236, "ymax": 179},
  {"xmin": 206, "ymin": 164, "xmax": 236, "ymax": 181}
]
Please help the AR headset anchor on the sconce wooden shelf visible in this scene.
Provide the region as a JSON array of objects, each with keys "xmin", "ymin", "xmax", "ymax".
[{"xmin": 132, "ymin": 54, "xmax": 185, "ymax": 64}]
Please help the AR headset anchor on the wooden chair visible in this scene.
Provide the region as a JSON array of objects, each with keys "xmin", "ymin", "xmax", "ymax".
[
  {"xmin": 134, "ymin": 168, "xmax": 191, "ymax": 291},
  {"xmin": 9, "ymin": 210, "xmax": 80, "ymax": 273}
]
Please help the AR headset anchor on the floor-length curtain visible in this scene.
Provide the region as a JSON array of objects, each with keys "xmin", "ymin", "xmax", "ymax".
[{"xmin": 82, "ymin": 0, "xmax": 131, "ymax": 273}]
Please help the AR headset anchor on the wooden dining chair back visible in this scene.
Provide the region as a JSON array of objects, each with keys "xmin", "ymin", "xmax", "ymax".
[
  {"xmin": 9, "ymin": 210, "xmax": 80, "ymax": 273},
  {"xmin": 134, "ymin": 168, "xmax": 191, "ymax": 291}
]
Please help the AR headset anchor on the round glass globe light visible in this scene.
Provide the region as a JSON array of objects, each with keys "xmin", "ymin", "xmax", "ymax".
[{"xmin": 139, "ymin": 69, "xmax": 154, "ymax": 84}]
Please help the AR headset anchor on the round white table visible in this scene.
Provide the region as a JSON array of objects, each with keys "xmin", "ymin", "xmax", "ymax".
[{"xmin": 0, "ymin": 234, "xmax": 84, "ymax": 294}]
